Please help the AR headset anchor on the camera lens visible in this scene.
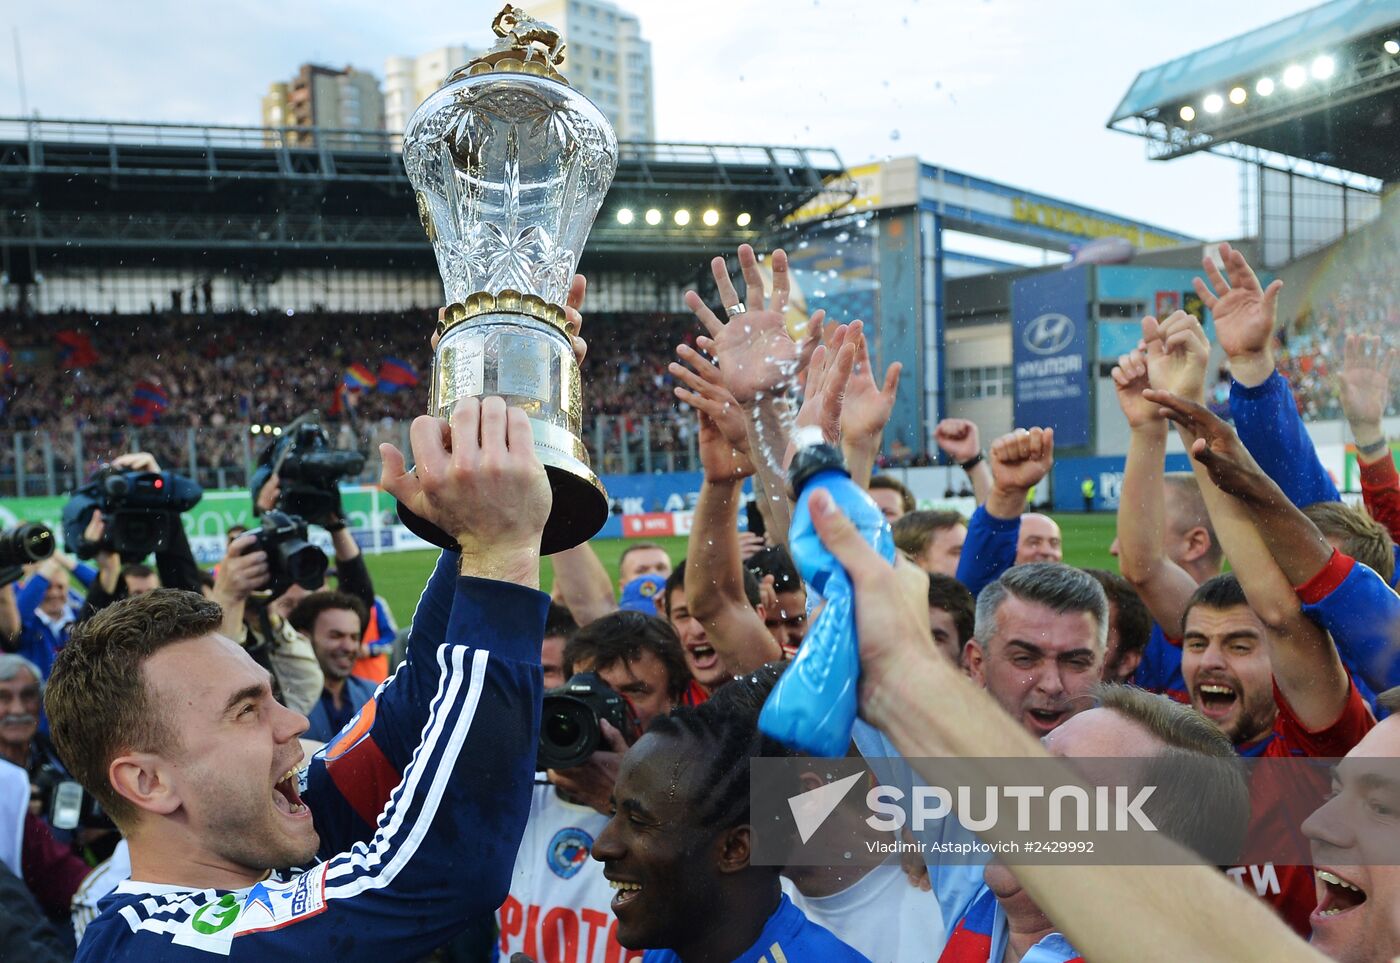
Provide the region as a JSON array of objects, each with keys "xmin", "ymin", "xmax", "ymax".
[
  {"xmin": 0, "ymin": 523, "xmax": 55, "ymax": 567},
  {"xmin": 537, "ymin": 697, "xmax": 598, "ymax": 770},
  {"xmin": 545, "ymin": 711, "xmax": 583, "ymax": 748}
]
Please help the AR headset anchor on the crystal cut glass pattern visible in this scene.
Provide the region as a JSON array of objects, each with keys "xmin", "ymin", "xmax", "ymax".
[{"xmin": 403, "ymin": 75, "xmax": 618, "ymax": 307}]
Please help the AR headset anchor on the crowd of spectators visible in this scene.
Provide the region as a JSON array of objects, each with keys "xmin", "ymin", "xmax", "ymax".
[
  {"xmin": 0, "ymin": 307, "xmax": 709, "ymax": 486},
  {"xmin": 1275, "ymin": 208, "xmax": 1400, "ymax": 420}
]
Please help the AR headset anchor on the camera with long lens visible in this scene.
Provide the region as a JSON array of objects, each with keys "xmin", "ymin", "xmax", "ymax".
[
  {"xmin": 258, "ymin": 418, "xmax": 366, "ymax": 526},
  {"xmin": 62, "ymin": 468, "xmax": 203, "ymax": 562},
  {"xmin": 537, "ymin": 672, "xmax": 638, "ymax": 771},
  {"xmin": 32, "ymin": 762, "xmax": 110, "ymax": 832},
  {"xmin": 0, "ymin": 523, "xmax": 55, "ymax": 587},
  {"xmin": 252, "ymin": 510, "xmax": 328, "ymax": 598}
]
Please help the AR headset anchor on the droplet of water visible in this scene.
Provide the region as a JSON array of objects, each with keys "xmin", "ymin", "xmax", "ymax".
[{"xmin": 889, "ymin": 129, "xmax": 901, "ymax": 141}]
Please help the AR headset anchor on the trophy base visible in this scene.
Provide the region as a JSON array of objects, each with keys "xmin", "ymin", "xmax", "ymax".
[{"xmin": 396, "ymin": 454, "xmax": 610, "ymax": 558}]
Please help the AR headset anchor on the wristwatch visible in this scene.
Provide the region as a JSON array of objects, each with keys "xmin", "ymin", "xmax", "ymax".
[
  {"xmin": 1357, "ymin": 438, "xmax": 1388, "ymax": 457},
  {"xmin": 960, "ymin": 452, "xmax": 985, "ymax": 471}
]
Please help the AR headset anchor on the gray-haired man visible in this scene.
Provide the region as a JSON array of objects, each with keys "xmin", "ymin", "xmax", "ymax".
[
  {"xmin": 0, "ymin": 654, "xmax": 47, "ymax": 772},
  {"xmin": 962, "ymin": 563, "xmax": 1108, "ymax": 737}
]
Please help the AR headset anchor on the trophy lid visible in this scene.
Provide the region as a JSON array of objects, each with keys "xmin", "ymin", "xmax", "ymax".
[{"xmin": 448, "ymin": 5, "xmax": 571, "ymax": 87}]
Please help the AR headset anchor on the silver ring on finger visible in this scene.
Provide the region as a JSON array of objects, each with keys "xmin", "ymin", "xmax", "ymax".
[{"xmin": 725, "ymin": 302, "xmax": 747, "ymax": 318}]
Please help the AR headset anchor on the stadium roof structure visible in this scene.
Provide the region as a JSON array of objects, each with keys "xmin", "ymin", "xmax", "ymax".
[
  {"xmin": 1108, "ymin": 0, "xmax": 1400, "ymax": 184},
  {"xmin": 0, "ymin": 117, "xmax": 850, "ymax": 278}
]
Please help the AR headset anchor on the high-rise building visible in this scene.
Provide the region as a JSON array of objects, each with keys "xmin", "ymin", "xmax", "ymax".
[
  {"xmin": 261, "ymin": 64, "xmax": 385, "ymax": 147},
  {"xmin": 385, "ymin": 0, "xmax": 654, "ymax": 143},
  {"xmin": 383, "ymin": 45, "xmax": 479, "ymax": 138}
]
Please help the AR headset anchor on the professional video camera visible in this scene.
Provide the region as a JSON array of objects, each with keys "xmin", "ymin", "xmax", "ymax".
[
  {"xmin": 257, "ymin": 414, "xmax": 365, "ymax": 527},
  {"xmin": 252, "ymin": 510, "xmax": 328, "ymax": 598},
  {"xmin": 62, "ymin": 468, "xmax": 203, "ymax": 562},
  {"xmin": 0, "ymin": 522, "xmax": 55, "ymax": 587},
  {"xmin": 32, "ymin": 761, "xmax": 110, "ymax": 832},
  {"xmin": 537, "ymin": 672, "xmax": 638, "ymax": 771}
]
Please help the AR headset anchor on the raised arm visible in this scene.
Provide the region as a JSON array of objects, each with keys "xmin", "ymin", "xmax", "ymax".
[
  {"xmin": 1112, "ymin": 334, "xmax": 1199, "ymax": 633},
  {"xmin": 1339, "ymin": 334, "xmax": 1400, "ymax": 544},
  {"xmin": 935, "ymin": 419, "xmax": 993, "ymax": 505},
  {"xmin": 1143, "ymin": 315, "xmax": 1349, "ymax": 731},
  {"xmin": 954, "ymin": 427, "xmax": 1053, "ymax": 597},
  {"xmin": 548, "ymin": 542, "xmax": 616, "ymax": 626},
  {"xmin": 672, "ymin": 343, "xmax": 783, "ymax": 674},
  {"xmin": 838, "ymin": 322, "xmax": 901, "ymax": 490},
  {"xmin": 305, "ymin": 399, "xmax": 551, "ymax": 850},
  {"xmin": 685, "ymin": 244, "xmax": 822, "ymax": 552},
  {"xmin": 1197, "ymin": 242, "xmax": 1338, "ymax": 506}
]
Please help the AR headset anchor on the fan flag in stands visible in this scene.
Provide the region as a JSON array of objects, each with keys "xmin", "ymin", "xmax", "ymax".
[
  {"xmin": 55, "ymin": 330, "xmax": 100, "ymax": 369},
  {"xmin": 129, "ymin": 380, "xmax": 169, "ymax": 426},
  {"xmin": 376, "ymin": 357, "xmax": 419, "ymax": 393},
  {"xmin": 343, "ymin": 363, "xmax": 377, "ymax": 392}
]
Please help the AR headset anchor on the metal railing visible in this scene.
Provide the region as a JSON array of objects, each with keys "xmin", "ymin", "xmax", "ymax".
[{"xmin": 0, "ymin": 414, "xmax": 702, "ymax": 499}]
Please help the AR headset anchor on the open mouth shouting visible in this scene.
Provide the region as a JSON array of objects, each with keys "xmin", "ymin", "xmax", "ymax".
[
  {"xmin": 685, "ymin": 643, "xmax": 718, "ymax": 674},
  {"xmin": 1024, "ymin": 706, "xmax": 1071, "ymax": 734},
  {"xmin": 1313, "ymin": 868, "xmax": 1368, "ymax": 924},
  {"xmin": 273, "ymin": 764, "xmax": 310, "ymax": 819},
  {"xmin": 1194, "ymin": 680, "xmax": 1238, "ymax": 723}
]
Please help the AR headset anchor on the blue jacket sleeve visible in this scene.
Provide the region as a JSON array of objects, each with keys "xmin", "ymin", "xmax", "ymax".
[
  {"xmin": 1230, "ymin": 372, "xmax": 1339, "ymax": 507},
  {"xmin": 303, "ymin": 549, "xmax": 543, "ymax": 855},
  {"xmin": 15, "ymin": 575, "xmax": 48, "ymax": 620},
  {"xmin": 77, "ymin": 578, "xmax": 546, "ymax": 961},
  {"xmin": 954, "ymin": 506, "xmax": 1019, "ymax": 598},
  {"xmin": 1298, "ymin": 550, "xmax": 1400, "ymax": 706},
  {"xmin": 71, "ymin": 564, "xmax": 96, "ymax": 590}
]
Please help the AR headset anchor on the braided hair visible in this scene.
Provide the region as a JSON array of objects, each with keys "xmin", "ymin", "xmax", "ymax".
[{"xmin": 645, "ymin": 662, "xmax": 791, "ymax": 830}]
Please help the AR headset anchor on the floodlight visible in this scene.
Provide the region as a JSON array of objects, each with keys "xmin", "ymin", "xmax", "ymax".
[
  {"xmin": 702, "ymin": 209, "xmax": 720, "ymax": 226},
  {"xmin": 645, "ymin": 208, "xmax": 662, "ymax": 225},
  {"xmin": 674, "ymin": 209, "xmax": 691, "ymax": 226},
  {"xmin": 1385, "ymin": 40, "xmax": 1399, "ymax": 55},
  {"xmin": 616, "ymin": 208, "xmax": 634, "ymax": 225},
  {"xmin": 1228, "ymin": 87, "xmax": 1247, "ymax": 105},
  {"xmin": 1256, "ymin": 77, "xmax": 1275, "ymax": 96},
  {"xmin": 1283, "ymin": 64, "xmax": 1307, "ymax": 88},
  {"xmin": 1311, "ymin": 55, "xmax": 1336, "ymax": 79},
  {"xmin": 1203, "ymin": 93, "xmax": 1224, "ymax": 114},
  {"xmin": 1179, "ymin": 105, "xmax": 1196, "ymax": 122},
  {"xmin": 736, "ymin": 212, "xmax": 752, "ymax": 227}
]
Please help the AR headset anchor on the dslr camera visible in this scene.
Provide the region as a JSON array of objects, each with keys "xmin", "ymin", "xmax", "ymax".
[
  {"xmin": 63, "ymin": 468, "xmax": 203, "ymax": 562},
  {"xmin": 252, "ymin": 510, "xmax": 328, "ymax": 598},
  {"xmin": 32, "ymin": 762, "xmax": 110, "ymax": 832},
  {"xmin": 537, "ymin": 672, "xmax": 638, "ymax": 771},
  {"xmin": 258, "ymin": 417, "xmax": 365, "ymax": 527},
  {"xmin": 0, "ymin": 522, "xmax": 55, "ymax": 587}
]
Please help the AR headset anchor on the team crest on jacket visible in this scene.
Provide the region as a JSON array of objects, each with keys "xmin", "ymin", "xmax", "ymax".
[{"xmin": 546, "ymin": 827, "xmax": 594, "ymax": 879}]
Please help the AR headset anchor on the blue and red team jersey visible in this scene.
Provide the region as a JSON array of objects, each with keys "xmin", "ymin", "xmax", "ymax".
[
  {"xmin": 1132, "ymin": 623, "xmax": 1188, "ymax": 704},
  {"xmin": 1232, "ymin": 678, "xmax": 1374, "ymax": 937},
  {"xmin": 939, "ymin": 887, "xmax": 1083, "ymax": 963},
  {"xmin": 680, "ymin": 679, "xmax": 709, "ymax": 708},
  {"xmin": 77, "ymin": 550, "xmax": 547, "ymax": 960},
  {"xmin": 642, "ymin": 894, "xmax": 868, "ymax": 963}
]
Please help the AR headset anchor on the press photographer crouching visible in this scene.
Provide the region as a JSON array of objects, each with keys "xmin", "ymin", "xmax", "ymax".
[
  {"xmin": 61, "ymin": 451, "xmax": 206, "ymax": 621},
  {"xmin": 219, "ymin": 416, "xmax": 374, "ymax": 716}
]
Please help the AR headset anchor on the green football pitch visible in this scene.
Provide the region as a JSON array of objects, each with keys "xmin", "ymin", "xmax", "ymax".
[{"xmin": 360, "ymin": 512, "xmax": 1123, "ymax": 624}]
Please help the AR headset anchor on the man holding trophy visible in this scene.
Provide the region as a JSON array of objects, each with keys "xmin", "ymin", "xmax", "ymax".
[{"xmin": 57, "ymin": 8, "xmax": 613, "ymax": 961}]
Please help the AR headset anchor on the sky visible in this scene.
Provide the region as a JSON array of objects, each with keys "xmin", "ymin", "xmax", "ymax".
[{"xmin": 2, "ymin": 0, "xmax": 1327, "ymax": 240}]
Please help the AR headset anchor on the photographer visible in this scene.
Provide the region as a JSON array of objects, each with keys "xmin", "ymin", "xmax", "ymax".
[
  {"xmin": 253, "ymin": 470, "xmax": 376, "ymax": 615},
  {"xmin": 498, "ymin": 611, "xmax": 687, "ymax": 962},
  {"xmin": 209, "ymin": 531, "xmax": 324, "ymax": 716},
  {"xmin": 66, "ymin": 452, "xmax": 204, "ymax": 621}
]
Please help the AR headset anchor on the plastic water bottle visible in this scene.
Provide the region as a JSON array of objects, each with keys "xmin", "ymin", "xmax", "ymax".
[{"xmin": 758, "ymin": 427, "xmax": 895, "ymax": 757}]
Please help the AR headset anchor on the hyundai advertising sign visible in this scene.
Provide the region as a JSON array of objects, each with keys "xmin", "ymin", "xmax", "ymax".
[{"xmin": 1012, "ymin": 267, "xmax": 1092, "ymax": 447}]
